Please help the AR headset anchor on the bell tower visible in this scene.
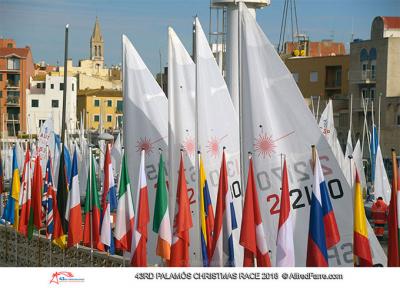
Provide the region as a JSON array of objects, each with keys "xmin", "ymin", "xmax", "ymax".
[{"xmin": 90, "ymin": 17, "xmax": 104, "ymax": 68}]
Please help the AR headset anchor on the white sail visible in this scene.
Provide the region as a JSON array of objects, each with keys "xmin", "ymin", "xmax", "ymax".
[
  {"xmin": 195, "ymin": 17, "xmax": 243, "ymax": 266},
  {"xmin": 240, "ymin": 3, "xmax": 386, "ymax": 266},
  {"xmin": 111, "ymin": 133, "xmax": 122, "ymax": 178},
  {"xmin": 123, "ymin": 34, "xmax": 168, "ymax": 265},
  {"xmin": 318, "ymin": 100, "xmax": 346, "ymax": 171},
  {"xmin": 373, "ymin": 145, "xmax": 391, "ymax": 204},
  {"xmin": 168, "ymin": 27, "xmax": 200, "ymax": 266},
  {"xmin": 353, "ymin": 140, "xmax": 367, "ymax": 190}
]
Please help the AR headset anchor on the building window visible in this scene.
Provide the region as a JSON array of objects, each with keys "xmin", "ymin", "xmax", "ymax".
[
  {"xmin": 360, "ymin": 48, "xmax": 369, "ymax": 62},
  {"xmin": 117, "ymin": 115, "xmax": 123, "ymax": 128},
  {"xmin": 51, "ymin": 83, "xmax": 54, "ymax": 89},
  {"xmin": 310, "ymin": 71, "xmax": 318, "ymax": 82},
  {"xmin": 60, "ymin": 83, "xmax": 64, "ymax": 91},
  {"xmin": 52, "ymin": 100, "xmax": 59, "ymax": 108},
  {"xmin": 370, "ymin": 88, "xmax": 376, "ymax": 102},
  {"xmin": 371, "ymin": 61, "xmax": 376, "ymax": 80},
  {"xmin": 94, "ymin": 114, "xmax": 100, "ymax": 122},
  {"xmin": 7, "ymin": 57, "xmax": 20, "ymax": 70},
  {"xmin": 36, "ymin": 83, "xmax": 41, "ymax": 89},
  {"xmin": 94, "ymin": 99, "xmax": 100, "ymax": 107},
  {"xmin": 107, "ymin": 100, "xmax": 112, "ymax": 107},
  {"xmin": 116, "ymin": 100, "xmax": 123, "ymax": 112},
  {"xmin": 397, "ymin": 114, "xmax": 400, "ymax": 126},
  {"xmin": 0, "ymin": 74, "xmax": 2, "ymax": 81},
  {"xmin": 31, "ymin": 99, "xmax": 39, "ymax": 107},
  {"xmin": 39, "ymin": 119, "xmax": 46, "ymax": 128},
  {"xmin": 107, "ymin": 115, "xmax": 112, "ymax": 122},
  {"xmin": 42, "ymin": 83, "xmax": 46, "ymax": 89},
  {"xmin": 0, "ymin": 91, "xmax": 2, "ymax": 98},
  {"xmin": 72, "ymin": 83, "xmax": 75, "ymax": 91},
  {"xmin": 292, "ymin": 72, "xmax": 299, "ymax": 83}
]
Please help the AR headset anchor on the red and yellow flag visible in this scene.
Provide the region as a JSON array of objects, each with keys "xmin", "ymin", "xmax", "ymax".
[{"xmin": 353, "ymin": 169, "xmax": 372, "ymax": 267}]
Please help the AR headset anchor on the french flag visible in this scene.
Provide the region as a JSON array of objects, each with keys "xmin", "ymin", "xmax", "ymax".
[{"xmin": 307, "ymin": 149, "xmax": 340, "ymax": 266}]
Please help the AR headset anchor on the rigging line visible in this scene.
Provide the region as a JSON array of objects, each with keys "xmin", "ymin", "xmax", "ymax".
[{"xmin": 278, "ymin": 0, "xmax": 288, "ymax": 53}]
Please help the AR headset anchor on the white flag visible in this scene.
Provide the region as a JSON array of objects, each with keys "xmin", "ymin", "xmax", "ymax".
[
  {"xmin": 168, "ymin": 27, "xmax": 200, "ymax": 266},
  {"xmin": 373, "ymin": 145, "xmax": 391, "ymax": 204},
  {"xmin": 195, "ymin": 18, "xmax": 243, "ymax": 266},
  {"xmin": 123, "ymin": 34, "xmax": 168, "ymax": 265},
  {"xmin": 240, "ymin": 3, "xmax": 386, "ymax": 266}
]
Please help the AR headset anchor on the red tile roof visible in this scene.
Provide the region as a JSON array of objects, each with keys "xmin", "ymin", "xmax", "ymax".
[
  {"xmin": 381, "ymin": 16, "xmax": 400, "ymax": 29},
  {"xmin": 0, "ymin": 47, "xmax": 30, "ymax": 58}
]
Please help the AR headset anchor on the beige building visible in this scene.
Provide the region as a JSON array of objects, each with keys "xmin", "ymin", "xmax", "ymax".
[
  {"xmin": 53, "ymin": 18, "xmax": 122, "ymax": 91},
  {"xmin": 77, "ymin": 89, "xmax": 123, "ymax": 131},
  {"xmin": 284, "ymin": 54, "xmax": 350, "ymax": 143},
  {"xmin": 349, "ymin": 16, "xmax": 400, "ymax": 158}
]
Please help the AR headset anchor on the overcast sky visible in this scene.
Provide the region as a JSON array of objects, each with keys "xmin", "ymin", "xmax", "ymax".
[{"xmin": 1, "ymin": 0, "xmax": 399, "ymax": 75}]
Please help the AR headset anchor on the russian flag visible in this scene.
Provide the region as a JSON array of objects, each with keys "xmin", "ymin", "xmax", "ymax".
[{"xmin": 307, "ymin": 149, "xmax": 340, "ymax": 266}]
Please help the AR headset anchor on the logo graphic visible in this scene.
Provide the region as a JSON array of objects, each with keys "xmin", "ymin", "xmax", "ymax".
[
  {"xmin": 206, "ymin": 135, "xmax": 228, "ymax": 158},
  {"xmin": 254, "ymin": 125, "xmax": 295, "ymax": 158},
  {"xmin": 136, "ymin": 136, "xmax": 166, "ymax": 155},
  {"xmin": 49, "ymin": 271, "xmax": 85, "ymax": 285},
  {"xmin": 182, "ymin": 136, "xmax": 195, "ymax": 157}
]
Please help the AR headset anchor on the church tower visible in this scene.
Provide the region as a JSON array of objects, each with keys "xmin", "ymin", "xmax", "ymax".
[{"xmin": 90, "ymin": 17, "xmax": 104, "ymax": 68}]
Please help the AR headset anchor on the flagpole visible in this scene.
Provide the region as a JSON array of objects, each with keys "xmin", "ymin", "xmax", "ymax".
[
  {"xmin": 89, "ymin": 146, "xmax": 94, "ymax": 265},
  {"xmin": 316, "ymin": 96, "xmax": 321, "ymax": 123},
  {"xmin": 378, "ymin": 92, "xmax": 382, "ymax": 144},
  {"xmin": 238, "ymin": 1, "xmax": 245, "ymax": 205},
  {"xmin": 61, "ymin": 24, "xmax": 69, "ymax": 145},
  {"xmin": 361, "ymin": 98, "xmax": 368, "ymax": 157}
]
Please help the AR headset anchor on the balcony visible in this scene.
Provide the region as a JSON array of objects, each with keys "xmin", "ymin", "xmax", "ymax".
[
  {"xmin": 6, "ymin": 96, "xmax": 20, "ymax": 106},
  {"xmin": 349, "ymin": 69, "xmax": 376, "ymax": 84}
]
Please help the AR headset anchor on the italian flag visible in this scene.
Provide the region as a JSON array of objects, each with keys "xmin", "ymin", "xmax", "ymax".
[
  {"xmin": 83, "ymin": 151, "xmax": 101, "ymax": 249},
  {"xmin": 130, "ymin": 150, "xmax": 150, "ymax": 266},
  {"xmin": 115, "ymin": 151, "xmax": 135, "ymax": 251},
  {"xmin": 66, "ymin": 147, "xmax": 83, "ymax": 247},
  {"xmin": 152, "ymin": 153, "xmax": 171, "ymax": 261}
]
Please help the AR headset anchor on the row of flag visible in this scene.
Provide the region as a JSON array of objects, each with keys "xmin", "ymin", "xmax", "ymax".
[{"xmin": 3, "ymin": 136, "xmax": 392, "ymax": 267}]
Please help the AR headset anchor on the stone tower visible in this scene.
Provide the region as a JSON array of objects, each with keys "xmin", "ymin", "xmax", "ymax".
[{"xmin": 90, "ymin": 17, "xmax": 104, "ymax": 68}]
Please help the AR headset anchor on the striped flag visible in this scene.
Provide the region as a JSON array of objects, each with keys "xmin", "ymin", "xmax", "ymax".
[
  {"xmin": 100, "ymin": 144, "xmax": 117, "ymax": 253},
  {"xmin": 307, "ymin": 149, "xmax": 340, "ymax": 266},
  {"xmin": 210, "ymin": 149, "xmax": 237, "ymax": 267},
  {"xmin": 170, "ymin": 152, "xmax": 193, "ymax": 267},
  {"xmin": 388, "ymin": 149, "xmax": 399, "ymax": 267},
  {"xmin": 276, "ymin": 159, "xmax": 295, "ymax": 267},
  {"xmin": 2, "ymin": 146, "xmax": 21, "ymax": 229},
  {"xmin": 240, "ymin": 155, "xmax": 271, "ymax": 267},
  {"xmin": 66, "ymin": 147, "xmax": 83, "ymax": 247},
  {"xmin": 27, "ymin": 154, "xmax": 43, "ymax": 239},
  {"xmin": 153, "ymin": 152, "xmax": 171, "ymax": 261},
  {"xmin": 353, "ymin": 168, "xmax": 373, "ymax": 266},
  {"xmin": 131, "ymin": 150, "xmax": 150, "ymax": 266},
  {"xmin": 199, "ymin": 153, "xmax": 214, "ymax": 267},
  {"xmin": 115, "ymin": 150, "xmax": 135, "ymax": 251},
  {"xmin": 44, "ymin": 157, "xmax": 55, "ymax": 239},
  {"xmin": 54, "ymin": 146, "xmax": 68, "ymax": 248},
  {"xmin": 83, "ymin": 150, "xmax": 101, "ymax": 249},
  {"xmin": 18, "ymin": 146, "xmax": 32, "ymax": 236}
]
